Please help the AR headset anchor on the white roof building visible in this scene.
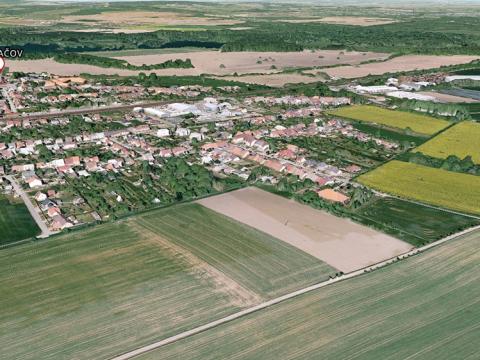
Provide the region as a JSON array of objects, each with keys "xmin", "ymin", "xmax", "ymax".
[
  {"xmin": 354, "ymin": 85, "xmax": 398, "ymax": 94},
  {"xmin": 156, "ymin": 129, "xmax": 170, "ymax": 138},
  {"xmin": 175, "ymin": 128, "xmax": 191, "ymax": 137},
  {"xmin": 386, "ymin": 91, "xmax": 437, "ymax": 102},
  {"xmin": 445, "ymin": 75, "xmax": 480, "ymax": 82}
]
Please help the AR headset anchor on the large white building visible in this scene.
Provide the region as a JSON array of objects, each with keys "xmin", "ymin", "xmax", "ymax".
[
  {"xmin": 386, "ymin": 91, "xmax": 437, "ymax": 102},
  {"xmin": 445, "ymin": 75, "xmax": 480, "ymax": 82}
]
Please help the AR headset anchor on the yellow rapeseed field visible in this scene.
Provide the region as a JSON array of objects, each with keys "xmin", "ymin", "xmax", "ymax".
[
  {"xmin": 328, "ymin": 105, "xmax": 450, "ymax": 135},
  {"xmin": 414, "ymin": 121, "xmax": 480, "ymax": 163},
  {"xmin": 358, "ymin": 160, "xmax": 480, "ymax": 215}
]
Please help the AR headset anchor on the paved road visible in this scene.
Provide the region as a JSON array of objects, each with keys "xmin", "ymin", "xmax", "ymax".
[
  {"xmin": 1, "ymin": 87, "xmax": 17, "ymax": 113},
  {"xmin": 4, "ymin": 175, "xmax": 52, "ymax": 238},
  {"xmin": 111, "ymin": 224, "xmax": 480, "ymax": 360}
]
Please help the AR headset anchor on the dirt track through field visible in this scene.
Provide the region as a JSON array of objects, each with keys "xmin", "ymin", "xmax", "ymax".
[{"xmin": 198, "ymin": 187, "xmax": 412, "ymax": 272}]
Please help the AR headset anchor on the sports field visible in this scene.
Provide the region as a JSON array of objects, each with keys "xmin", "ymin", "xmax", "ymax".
[
  {"xmin": 328, "ymin": 105, "xmax": 450, "ymax": 135},
  {"xmin": 138, "ymin": 228, "xmax": 480, "ymax": 360},
  {"xmin": 0, "ymin": 196, "xmax": 39, "ymax": 245},
  {"xmin": 355, "ymin": 197, "xmax": 480, "ymax": 246},
  {"xmin": 358, "ymin": 160, "xmax": 480, "ymax": 215},
  {"xmin": 0, "ymin": 203, "xmax": 333, "ymax": 360},
  {"xmin": 414, "ymin": 121, "xmax": 480, "ymax": 163}
]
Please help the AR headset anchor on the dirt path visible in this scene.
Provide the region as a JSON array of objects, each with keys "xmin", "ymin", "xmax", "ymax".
[{"xmin": 130, "ymin": 220, "xmax": 262, "ymax": 308}]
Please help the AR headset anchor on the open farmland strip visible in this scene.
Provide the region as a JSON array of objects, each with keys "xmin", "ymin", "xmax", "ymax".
[
  {"xmin": 198, "ymin": 188, "xmax": 412, "ymax": 273},
  {"xmin": 136, "ymin": 204, "xmax": 335, "ymax": 298},
  {"xmin": 127, "ymin": 229, "xmax": 480, "ymax": 360},
  {"xmin": 413, "ymin": 121, "xmax": 480, "ymax": 163},
  {"xmin": 132, "ymin": 219, "xmax": 263, "ymax": 307},
  {"xmin": 0, "ymin": 221, "xmax": 240, "ymax": 360},
  {"xmin": 328, "ymin": 105, "xmax": 450, "ymax": 135},
  {"xmin": 358, "ymin": 161, "xmax": 480, "ymax": 216},
  {"xmin": 354, "ymin": 197, "xmax": 480, "ymax": 246}
]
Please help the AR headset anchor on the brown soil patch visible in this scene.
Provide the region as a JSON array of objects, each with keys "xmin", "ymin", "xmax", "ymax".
[
  {"xmin": 282, "ymin": 16, "xmax": 397, "ymax": 26},
  {"xmin": 7, "ymin": 50, "xmax": 389, "ymax": 77},
  {"xmin": 115, "ymin": 50, "xmax": 389, "ymax": 76},
  {"xmin": 198, "ymin": 187, "xmax": 413, "ymax": 273},
  {"xmin": 130, "ymin": 220, "xmax": 262, "ymax": 308},
  {"xmin": 62, "ymin": 11, "xmax": 242, "ymax": 27},
  {"xmin": 417, "ymin": 91, "xmax": 479, "ymax": 103},
  {"xmin": 216, "ymin": 73, "xmax": 325, "ymax": 87},
  {"xmin": 320, "ymin": 55, "xmax": 480, "ymax": 79}
]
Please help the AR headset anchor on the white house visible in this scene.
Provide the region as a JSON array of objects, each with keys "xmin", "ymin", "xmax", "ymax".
[
  {"xmin": 27, "ymin": 176, "xmax": 42, "ymax": 188},
  {"xmin": 156, "ymin": 129, "xmax": 170, "ymax": 138},
  {"xmin": 175, "ymin": 128, "xmax": 191, "ymax": 137},
  {"xmin": 189, "ymin": 132, "xmax": 204, "ymax": 141}
]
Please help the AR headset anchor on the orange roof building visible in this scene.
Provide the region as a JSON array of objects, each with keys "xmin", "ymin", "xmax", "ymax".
[{"xmin": 317, "ymin": 188, "xmax": 349, "ymax": 204}]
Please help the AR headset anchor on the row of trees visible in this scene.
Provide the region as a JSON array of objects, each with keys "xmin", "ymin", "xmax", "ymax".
[
  {"xmin": 54, "ymin": 53, "xmax": 194, "ymax": 70},
  {"xmin": 406, "ymin": 152, "xmax": 480, "ymax": 176},
  {"xmin": 390, "ymin": 99, "xmax": 470, "ymax": 122}
]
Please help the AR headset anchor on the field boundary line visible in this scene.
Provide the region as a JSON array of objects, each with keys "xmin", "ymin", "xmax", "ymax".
[
  {"xmin": 4, "ymin": 175, "xmax": 52, "ymax": 238},
  {"xmin": 370, "ymin": 189, "xmax": 480, "ymax": 220},
  {"xmin": 110, "ymin": 224, "xmax": 480, "ymax": 360}
]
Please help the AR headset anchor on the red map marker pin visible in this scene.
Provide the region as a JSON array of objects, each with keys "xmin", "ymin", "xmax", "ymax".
[{"xmin": 0, "ymin": 57, "xmax": 5, "ymax": 73}]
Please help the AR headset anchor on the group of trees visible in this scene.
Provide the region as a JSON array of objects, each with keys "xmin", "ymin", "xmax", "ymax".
[
  {"xmin": 391, "ymin": 99, "xmax": 470, "ymax": 122},
  {"xmin": 83, "ymin": 72, "xmax": 266, "ymax": 91},
  {"xmin": 67, "ymin": 157, "xmax": 224, "ymax": 219},
  {"xmin": 54, "ymin": 53, "xmax": 194, "ymax": 70},
  {"xmin": 406, "ymin": 152, "xmax": 480, "ymax": 176}
]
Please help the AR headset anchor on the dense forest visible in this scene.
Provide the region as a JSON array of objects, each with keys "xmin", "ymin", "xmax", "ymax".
[{"xmin": 2, "ymin": 16, "xmax": 480, "ymax": 56}]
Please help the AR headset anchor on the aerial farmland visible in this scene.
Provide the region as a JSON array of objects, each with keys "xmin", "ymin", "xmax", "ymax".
[
  {"xmin": 1, "ymin": 0, "xmax": 480, "ymax": 359},
  {"xmin": 198, "ymin": 187, "xmax": 412, "ymax": 272},
  {"xmin": 0, "ymin": 203, "xmax": 335, "ymax": 360},
  {"xmin": 327, "ymin": 105, "xmax": 450, "ymax": 135},
  {"xmin": 138, "ymin": 230, "xmax": 480, "ymax": 360},
  {"xmin": 414, "ymin": 121, "xmax": 480, "ymax": 163},
  {"xmin": 358, "ymin": 160, "xmax": 480, "ymax": 216},
  {"xmin": 0, "ymin": 196, "xmax": 39, "ymax": 245}
]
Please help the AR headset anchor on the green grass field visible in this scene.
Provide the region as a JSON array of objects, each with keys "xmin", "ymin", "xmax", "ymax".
[
  {"xmin": 0, "ymin": 196, "xmax": 39, "ymax": 245},
  {"xmin": 358, "ymin": 160, "xmax": 480, "ymax": 215},
  {"xmin": 355, "ymin": 197, "xmax": 480, "ymax": 246},
  {"xmin": 352, "ymin": 121, "xmax": 428, "ymax": 146},
  {"xmin": 463, "ymin": 103, "xmax": 480, "ymax": 120},
  {"xmin": 414, "ymin": 121, "xmax": 480, "ymax": 163},
  {"xmin": 138, "ymin": 230, "xmax": 480, "ymax": 360},
  {"xmin": 0, "ymin": 203, "xmax": 333, "ymax": 359},
  {"xmin": 328, "ymin": 105, "xmax": 450, "ymax": 135}
]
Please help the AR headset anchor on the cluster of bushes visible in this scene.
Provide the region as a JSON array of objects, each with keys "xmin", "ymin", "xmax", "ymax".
[
  {"xmin": 404, "ymin": 152, "xmax": 480, "ymax": 176},
  {"xmin": 390, "ymin": 99, "xmax": 470, "ymax": 121},
  {"xmin": 54, "ymin": 53, "xmax": 194, "ymax": 70}
]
